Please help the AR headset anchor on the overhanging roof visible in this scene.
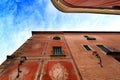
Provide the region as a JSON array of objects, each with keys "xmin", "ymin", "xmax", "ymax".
[{"xmin": 51, "ymin": 0, "xmax": 120, "ymax": 15}]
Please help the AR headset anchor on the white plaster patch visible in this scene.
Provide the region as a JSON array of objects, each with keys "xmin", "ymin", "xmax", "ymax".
[
  {"xmin": 32, "ymin": 44, "xmax": 40, "ymax": 49},
  {"xmin": 9, "ymin": 67, "xmax": 29, "ymax": 80},
  {"xmin": 49, "ymin": 63, "xmax": 68, "ymax": 80}
]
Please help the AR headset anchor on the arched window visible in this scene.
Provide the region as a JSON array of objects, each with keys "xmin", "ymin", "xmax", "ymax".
[{"xmin": 53, "ymin": 36, "xmax": 61, "ymax": 40}]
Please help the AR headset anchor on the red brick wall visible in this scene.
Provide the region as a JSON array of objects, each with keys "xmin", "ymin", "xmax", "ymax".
[{"xmin": 0, "ymin": 32, "xmax": 120, "ymax": 80}]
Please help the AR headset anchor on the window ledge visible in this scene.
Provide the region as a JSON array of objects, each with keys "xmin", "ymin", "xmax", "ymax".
[{"xmin": 50, "ymin": 54, "xmax": 66, "ymax": 57}]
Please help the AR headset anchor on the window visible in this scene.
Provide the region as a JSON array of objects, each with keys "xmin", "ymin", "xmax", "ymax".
[
  {"xmin": 97, "ymin": 45, "xmax": 120, "ymax": 62},
  {"xmin": 83, "ymin": 45, "xmax": 92, "ymax": 51},
  {"xmin": 84, "ymin": 35, "xmax": 89, "ymax": 38},
  {"xmin": 112, "ymin": 6, "xmax": 120, "ymax": 9},
  {"xmin": 53, "ymin": 36, "xmax": 61, "ymax": 40},
  {"xmin": 97, "ymin": 45, "xmax": 111, "ymax": 53},
  {"xmin": 51, "ymin": 47, "xmax": 66, "ymax": 56},
  {"xmin": 7, "ymin": 55, "xmax": 15, "ymax": 59},
  {"xmin": 53, "ymin": 47, "xmax": 62, "ymax": 55},
  {"xmin": 84, "ymin": 35, "xmax": 96, "ymax": 40},
  {"xmin": 114, "ymin": 58, "xmax": 120, "ymax": 62}
]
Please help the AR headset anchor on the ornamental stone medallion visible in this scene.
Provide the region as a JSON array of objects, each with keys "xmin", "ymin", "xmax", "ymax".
[{"xmin": 49, "ymin": 63, "xmax": 68, "ymax": 80}]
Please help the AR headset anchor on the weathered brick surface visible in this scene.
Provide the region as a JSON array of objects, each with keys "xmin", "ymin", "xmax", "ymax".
[
  {"xmin": 0, "ymin": 32, "xmax": 120, "ymax": 80},
  {"xmin": 65, "ymin": 33, "xmax": 120, "ymax": 80},
  {"xmin": 42, "ymin": 60, "xmax": 79, "ymax": 80},
  {"xmin": 0, "ymin": 60, "xmax": 39, "ymax": 80},
  {"xmin": 21, "ymin": 40, "xmax": 46, "ymax": 56}
]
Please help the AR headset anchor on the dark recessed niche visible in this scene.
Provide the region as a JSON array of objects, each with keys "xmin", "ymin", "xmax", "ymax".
[
  {"xmin": 53, "ymin": 36, "xmax": 61, "ymax": 40},
  {"xmin": 112, "ymin": 6, "xmax": 120, "ymax": 9}
]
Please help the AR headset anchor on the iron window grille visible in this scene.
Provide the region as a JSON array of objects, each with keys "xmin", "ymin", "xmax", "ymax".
[{"xmin": 51, "ymin": 47, "xmax": 66, "ymax": 56}]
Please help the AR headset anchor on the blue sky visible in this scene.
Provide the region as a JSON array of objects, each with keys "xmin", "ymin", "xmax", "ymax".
[{"xmin": 0, "ymin": 0, "xmax": 120, "ymax": 64}]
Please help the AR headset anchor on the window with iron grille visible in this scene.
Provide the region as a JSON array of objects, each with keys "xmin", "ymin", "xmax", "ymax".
[
  {"xmin": 51, "ymin": 46, "xmax": 66, "ymax": 56},
  {"xmin": 53, "ymin": 47, "xmax": 63, "ymax": 55}
]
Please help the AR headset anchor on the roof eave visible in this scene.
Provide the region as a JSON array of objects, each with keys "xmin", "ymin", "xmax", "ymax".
[{"xmin": 51, "ymin": 0, "xmax": 120, "ymax": 15}]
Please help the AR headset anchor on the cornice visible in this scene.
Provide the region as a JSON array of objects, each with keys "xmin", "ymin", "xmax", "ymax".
[{"xmin": 32, "ymin": 31, "xmax": 120, "ymax": 35}]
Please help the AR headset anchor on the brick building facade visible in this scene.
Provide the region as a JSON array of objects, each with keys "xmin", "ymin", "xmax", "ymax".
[{"xmin": 0, "ymin": 31, "xmax": 120, "ymax": 80}]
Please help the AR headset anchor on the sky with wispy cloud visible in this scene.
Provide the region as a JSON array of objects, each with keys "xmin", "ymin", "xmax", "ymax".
[{"xmin": 0, "ymin": 0, "xmax": 120, "ymax": 64}]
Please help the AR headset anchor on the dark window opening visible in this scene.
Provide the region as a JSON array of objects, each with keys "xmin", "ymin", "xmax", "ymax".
[
  {"xmin": 97, "ymin": 45, "xmax": 111, "ymax": 54},
  {"xmin": 51, "ymin": 47, "xmax": 66, "ymax": 56},
  {"xmin": 84, "ymin": 35, "xmax": 89, "ymax": 38},
  {"xmin": 84, "ymin": 35, "xmax": 96, "ymax": 40},
  {"xmin": 7, "ymin": 55, "xmax": 15, "ymax": 59},
  {"xmin": 97, "ymin": 45, "xmax": 120, "ymax": 62},
  {"xmin": 115, "ymin": 58, "xmax": 120, "ymax": 62},
  {"xmin": 83, "ymin": 45, "xmax": 92, "ymax": 51},
  {"xmin": 112, "ymin": 6, "xmax": 120, "ymax": 9},
  {"xmin": 108, "ymin": 52, "xmax": 120, "ymax": 62},
  {"xmin": 53, "ymin": 36, "xmax": 61, "ymax": 40}
]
